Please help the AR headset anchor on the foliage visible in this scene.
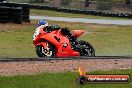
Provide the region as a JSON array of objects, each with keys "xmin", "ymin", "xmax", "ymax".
[
  {"xmin": 96, "ymin": 0, "xmax": 112, "ymax": 10},
  {"xmin": 31, "ymin": 9, "xmax": 130, "ymax": 20}
]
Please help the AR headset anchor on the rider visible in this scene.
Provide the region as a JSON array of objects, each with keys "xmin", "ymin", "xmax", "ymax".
[
  {"xmin": 34, "ymin": 20, "xmax": 77, "ymax": 45},
  {"xmin": 37, "ymin": 20, "xmax": 60, "ymax": 32},
  {"xmin": 33, "ymin": 20, "xmax": 48, "ymax": 40},
  {"xmin": 61, "ymin": 27, "xmax": 78, "ymax": 50},
  {"xmin": 61, "ymin": 27, "xmax": 77, "ymax": 42}
]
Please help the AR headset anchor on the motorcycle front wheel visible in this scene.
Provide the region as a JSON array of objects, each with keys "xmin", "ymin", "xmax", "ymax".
[
  {"xmin": 36, "ymin": 43, "xmax": 56, "ymax": 58},
  {"xmin": 78, "ymin": 40, "xmax": 95, "ymax": 57}
]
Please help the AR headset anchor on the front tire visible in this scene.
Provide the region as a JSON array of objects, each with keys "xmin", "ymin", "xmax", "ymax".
[{"xmin": 36, "ymin": 44, "xmax": 55, "ymax": 58}]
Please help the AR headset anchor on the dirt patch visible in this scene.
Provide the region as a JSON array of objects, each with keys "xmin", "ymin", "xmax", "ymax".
[
  {"xmin": 0, "ymin": 21, "xmax": 37, "ymax": 32},
  {"xmin": 0, "ymin": 59, "xmax": 132, "ymax": 76}
]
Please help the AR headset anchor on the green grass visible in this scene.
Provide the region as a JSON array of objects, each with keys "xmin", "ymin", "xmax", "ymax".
[
  {"xmin": 0, "ymin": 20, "xmax": 132, "ymax": 58},
  {"xmin": 0, "ymin": 69, "xmax": 132, "ymax": 88},
  {"xmin": 0, "ymin": 22, "xmax": 37, "ymax": 58},
  {"xmin": 0, "ymin": 31, "xmax": 36, "ymax": 58},
  {"xmin": 30, "ymin": 9, "xmax": 130, "ymax": 20},
  {"xmin": 80, "ymin": 25, "xmax": 132, "ymax": 56}
]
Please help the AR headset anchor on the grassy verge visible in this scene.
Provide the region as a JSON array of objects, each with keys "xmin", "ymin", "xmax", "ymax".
[
  {"xmin": 0, "ymin": 20, "xmax": 132, "ymax": 58},
  {"xmin": 0, "ymin": 69, "xmax": 131, "ymax": 88},
  {"xmin": 30, "ymin": 9, "xmax": 130, "ymax": 20}
]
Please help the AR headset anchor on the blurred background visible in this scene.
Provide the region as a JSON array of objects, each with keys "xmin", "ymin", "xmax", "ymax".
[{"xmin": 2, "ymin": 0, "xmax": 132, "ymax": 14}]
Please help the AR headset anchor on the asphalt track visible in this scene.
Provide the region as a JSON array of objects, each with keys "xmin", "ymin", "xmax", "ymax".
[
  {"xmin": 0, "ymin": 56, "xmax": 132, "ymax": 62},
  {"xmin": 30, "ymin": 16, "xmax": 132, "ymax": 25}
]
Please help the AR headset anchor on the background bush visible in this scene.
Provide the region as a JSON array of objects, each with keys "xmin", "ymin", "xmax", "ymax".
[{"xmin": 96, "ymin": 0, "xmax": 112, "ymax": 10}]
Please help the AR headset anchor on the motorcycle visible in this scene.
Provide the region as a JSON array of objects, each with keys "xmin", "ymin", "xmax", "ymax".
[{"xmin": 33, "ymin": 25, "xmax": 95, "ymax": 58}]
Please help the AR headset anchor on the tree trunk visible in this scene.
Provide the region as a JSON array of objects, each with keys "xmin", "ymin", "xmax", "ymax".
[{"xmin": 125, "ymin": 0, "xmax": 131, "ymax": 4}]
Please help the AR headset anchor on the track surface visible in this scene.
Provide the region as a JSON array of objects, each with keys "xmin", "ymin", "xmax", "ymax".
[
  {"xmin": 0, "ymin": 56, "xmax": 132, "ymax": 62},
  {"xmin": 30, "ymin": 16, "xmax": 132, "ymax": 25}
]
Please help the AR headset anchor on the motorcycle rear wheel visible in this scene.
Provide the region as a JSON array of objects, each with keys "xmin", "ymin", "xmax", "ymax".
[
  {"xmin": 36, "ymin": 44, "xmax": 55, "ymax": 58},
  {"xmin": 78, "ymin": 40, "xmax": 95, "ymax": 57}
]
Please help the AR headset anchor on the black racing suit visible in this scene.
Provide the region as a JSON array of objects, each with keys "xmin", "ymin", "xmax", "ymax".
[{"xmin": 61, "ymin": 27, "xmax": 78, "ymax": 50}]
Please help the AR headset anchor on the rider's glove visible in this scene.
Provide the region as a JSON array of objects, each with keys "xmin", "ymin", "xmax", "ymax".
[{"xmin": 61, "ymin": 27, "xmax": 70, "ymax": 36}]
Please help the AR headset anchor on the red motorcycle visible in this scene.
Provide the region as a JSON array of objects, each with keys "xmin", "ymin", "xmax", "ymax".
[{"xmin": 33, "ymin": 25, "xmax": 95, "ymax": 58}]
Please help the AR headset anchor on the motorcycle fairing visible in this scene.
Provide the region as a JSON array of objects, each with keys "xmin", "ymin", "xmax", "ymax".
[
  {"xmin": 34, "ymin": 29, "xmax": 80, "ymax": 57},
  {"xmin": 72, "ymin": 30, "xmax": 85, "ymax": 38}
]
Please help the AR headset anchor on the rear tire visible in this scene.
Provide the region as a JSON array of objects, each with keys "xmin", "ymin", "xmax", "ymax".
[
  {"xmin": 78, "ymin": 40, "xmax": 95, "ymax": 57},
  {"xmin": 36, "ymin": 44, "xmax": 56, "ymax": 58}
]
